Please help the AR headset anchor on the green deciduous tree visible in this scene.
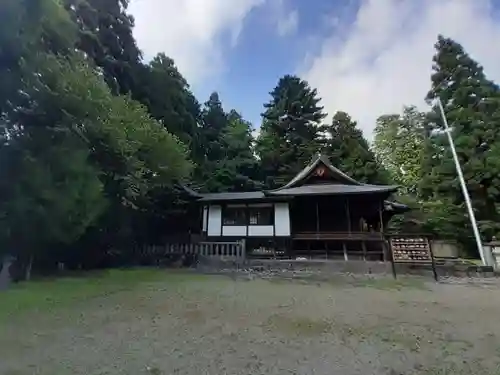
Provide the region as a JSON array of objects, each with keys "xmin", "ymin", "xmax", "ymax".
[
  {"xmin": 373, "ymin": 106, "xmax": 427, "ymax": 194},
  {"xmin": 0, "ymin": 0, "xmax": 192, "ymax": 273},
  {"xmin": 0, "ymin": 135, "xmax": 106, "ymax": 277},
  {"xmin": 257, "ymin": 75, "xmax": 326, "ymax": 188}
]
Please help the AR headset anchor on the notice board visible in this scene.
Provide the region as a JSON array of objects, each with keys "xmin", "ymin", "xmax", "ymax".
[
  {"xmin": 389, "ymin": 236, "xmax": 432, "ymax": 263},
  {"xmin": 387, "ymin": 235, "xmax": 438, "ymax": 281}
]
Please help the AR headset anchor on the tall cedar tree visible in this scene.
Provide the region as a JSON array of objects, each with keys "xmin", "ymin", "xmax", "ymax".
[
  {"xmin": 257, "ymin": 75, "xmax": 326, "ymax": 188},
  {"xmin": 323, "ymin": 111, "xmax": 389, "ymax": 184},
  {"xmin": 197, "ymin": 94, "xmax": 259, "ymax": 192},
  {"xmin": 66, "ymin": 0, "xmax": 203, "ymax": 162},
  {"xmin": 422, "ymin": 35, "xmax": 500, "ymax": 241},
  {"xmin": 133, "ymin": 53, "xmax": 203, "ymax": 163},
  {"xmin": 197, "ymin": 92, "xmax": 229, "ymax": 192},
  {"xmin": 211, "ymin": 110, "xmax": 261, "ymax": 192},
  {"xmin": 64, "ymin": 0, "xmax": 142, "ymax": 95}
]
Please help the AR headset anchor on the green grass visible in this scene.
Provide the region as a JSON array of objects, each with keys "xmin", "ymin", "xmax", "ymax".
[{"xmin": 0, "ymin": 268, "xmax": 199, "ymax": 321}]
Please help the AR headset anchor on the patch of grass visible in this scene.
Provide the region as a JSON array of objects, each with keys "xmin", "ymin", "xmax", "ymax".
[
  {"xmin": 0, "ymin": 268, "xmax": 203, "ymax": 321},
  {"xmin": 349, "ymin": 276, "xmax": 429, "ymax": 290},
  {"xmin": 263, "ymin": 314, "xmax": 334, "ymax": 336}
]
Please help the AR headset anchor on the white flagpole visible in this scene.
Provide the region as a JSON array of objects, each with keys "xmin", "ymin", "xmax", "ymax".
[{"xmin": 436, "ymin": 98, "xmax": 487, "ymax": 266}]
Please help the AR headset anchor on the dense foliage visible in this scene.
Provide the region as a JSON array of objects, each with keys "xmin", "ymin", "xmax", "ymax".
[
  {"xmin": 256, "ymin": 75, "xmax": 326, "ymax": 188},
  {"xmin": 1, "ymin": 0, "xmax": 497, "ymax": 273},
  {"xmin": 323, "ymin": 111, "xmax": 389, "ymax": 184},
  {"xmin": 375, "ymin": 36, "xmax": 500, "ymax": 251},
  {"xmin": 373, "ymin": 107, "xmax": 427, "ymax": 194}
]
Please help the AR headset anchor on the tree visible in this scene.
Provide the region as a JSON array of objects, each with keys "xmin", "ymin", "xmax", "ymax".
[
  {"xmin": 195, "ymin": 92, "xmax": 230, "ymax": 191},
  {"xmin": 422, "ymin": 35, "xmax": 500, "ymax": 244},
  {"xmin": 323, "ymin": 111, "xmax": 389, "ymax": 184},
  {"xmin": 65, "ymin": 0, "xmax": 205, "ymax": 168},
  {"xmin": 0, "ymin": 135, "xmax": 106, "ymax": 277},
  {"xmin": 0, "ymin": 0, "xmax": 104, "ymax": 274},
  {"xmin": 133, "ymin": 54, "xmax": 202, "ymax": 163},
  {"xmin": 64, "ymin": 0, "xmax": 142, "ymax": 95},
  {"xmin": 0, "ymin": 0, "xmax": 77, "ymax": 116},
  {"xmin": 23, "ymin": 54, "xmax": 192, "ymax": 203},
  {"xmin": 201, "ymin": 92, "xmax": 228, "ymax": 160},
  {"xmin": 256, "ymin": 75, "xmax": 326, "ymax": 188},
  {"xmin": 373, "ymin": 106, "xmax": 427, "ymax": 194},
  {"xmin": 0, "ymin": 0, "xmax": 192, "ymax": 273},
  {"xmin": 207, "ymin": 110, "xmax": 260, "ymax": 192}
]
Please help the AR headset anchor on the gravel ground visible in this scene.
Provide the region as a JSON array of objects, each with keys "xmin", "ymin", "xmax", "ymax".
[{"xmin": 1, "ymin": 272, "xmax": 500, "ymax": 375}]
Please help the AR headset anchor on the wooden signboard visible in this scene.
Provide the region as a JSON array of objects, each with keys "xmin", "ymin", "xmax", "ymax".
[
  {"xmin": 390, "ymin": 236, "xmax": 431, "ymax": 263},
  {"xmin": 387, "ymin": 235, "xmax": 438, "ymax": 281}
]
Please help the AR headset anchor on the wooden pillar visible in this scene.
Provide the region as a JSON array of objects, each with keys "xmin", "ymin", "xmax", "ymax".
[
  {"xmin": 315, "ymin": 200, "xmax": 320, "ymax": 233},
  {"xmin": 379, "ymin": 202, "xmax": 386, "ymax": 262},
  {"xmin": 345, "ymin": 199, "xmax": 351, "ymax": 233},
  {"xmin": 345, "ymin": 199, "xmax": 351, "ymax": 262},
  {"xmin": 378, "ymin": 201, "xmax": 384, "ymax": 233}
]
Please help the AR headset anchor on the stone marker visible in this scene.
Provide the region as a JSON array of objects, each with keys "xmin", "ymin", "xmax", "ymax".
[{"xmin": 0, "ymin": 255, "xmax": 15, "ymax": 291}]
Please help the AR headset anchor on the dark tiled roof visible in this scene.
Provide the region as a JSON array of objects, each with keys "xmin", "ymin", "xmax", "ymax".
[
  {"xmin": 384, "ymin": 201, "xmax": 410, "ymax": 212},
  {"xmin": 182, "ymin": 154, "xmax": 400, "ymax": 202},
  {"xmin": 266, "ymin": 183, "xmax": 398, "ymax": 196},
  {"xmin": 268, "ymin": 154, "xmax": 361, "ymax": 192},
  {"xmin": 177, "ymin": 183, "xmax": 203, "ymax": 198},
  {"xmin": 198, "ymin": 191, "xmax": 267, "ymax": 202}
]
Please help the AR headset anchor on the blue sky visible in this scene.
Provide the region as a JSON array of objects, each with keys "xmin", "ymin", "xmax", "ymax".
[
  {"xmin": 130, "ymin": 0, "xmax": 500, "ymax": 139},
  {"xmin": 211, "ymin": 0, "xmax": 359, "ymax": 128}
]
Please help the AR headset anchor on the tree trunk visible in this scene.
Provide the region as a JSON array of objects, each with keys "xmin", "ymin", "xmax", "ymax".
[{"xmin": 25, "ymin": 254, "xmax": 33, "ymax": 281}]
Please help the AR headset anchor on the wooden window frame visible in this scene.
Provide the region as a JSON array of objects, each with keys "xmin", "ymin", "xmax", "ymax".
[
  {"xmin": 248, "ymin": 206, "xmax": 274, "ymax": 226},
  {"xmin": 222, "ymin": 204, "xmax": 275, "ymax": 226},
  {"xmin": 222, "ymin": 205, "xmax": 248, "ymax": 226}
]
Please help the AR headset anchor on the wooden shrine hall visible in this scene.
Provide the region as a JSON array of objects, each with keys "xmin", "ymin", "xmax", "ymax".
[{"xmin": 184, "ymin": 154, "xmax": 409, "ymax": 260}]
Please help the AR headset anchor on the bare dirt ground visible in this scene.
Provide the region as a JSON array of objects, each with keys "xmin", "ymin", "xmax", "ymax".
[{"xmin": 1, "ymin": 271, "xmax": 500, "ymax": 375}]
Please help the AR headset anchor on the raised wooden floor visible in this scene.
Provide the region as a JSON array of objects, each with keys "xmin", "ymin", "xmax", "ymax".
[{"xmin": 293, "ymin": 231, "xmax": 384, "ymax": 241}]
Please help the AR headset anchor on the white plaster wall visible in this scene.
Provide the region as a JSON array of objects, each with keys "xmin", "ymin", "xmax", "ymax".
[
  {"xmin": 207, "ymin": 205, "xmax": 221, "ymax": 236},
  {"xmin": 274, "ymin": 202, "xmax": 291, "ymax": 236},
  {"xmin": 222, "ymin": 226, "xmax": 247, "ymax": 236},
  {"xmin": 202, "ymin": 206, "xmax": 208, "ymax": 232},
  {"xmin": 248, "ymin": 225, "xmax": 273, "ymax": 236}
]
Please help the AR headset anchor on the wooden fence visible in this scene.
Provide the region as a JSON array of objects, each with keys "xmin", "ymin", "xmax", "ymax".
[{"xmin": 141, "ymin": 240, "xmax": 246, "ymax": 260}]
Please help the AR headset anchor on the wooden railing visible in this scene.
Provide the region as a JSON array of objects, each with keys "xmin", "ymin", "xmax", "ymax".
[
  {"xmin": 293, "ymin": 231, "xmax": 384, "ymax": 241},
  {"xmin": 141, "ymin": 240, "xmax": 246, "ymax": 260}
]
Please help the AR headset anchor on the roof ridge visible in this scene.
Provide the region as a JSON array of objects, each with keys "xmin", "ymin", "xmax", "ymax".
[{"xmin": 267, "ymin": 153, "xmax": 361, "ymax": 193}]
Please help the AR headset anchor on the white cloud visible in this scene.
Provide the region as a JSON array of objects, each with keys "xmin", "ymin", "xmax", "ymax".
[
  {"xmin": 129, "ymin": 0, "xmax": 265, "ymax": 85},
  {"xmin": 271, "ymin": 0, "xmax": 299, "ymax": 37},
  {"xmin": 301, "ymin": 0, "xmax": 500, "ymax": 140},
  {"xmin": 277, "ymin": 9, "xmax": 299, "ymax": 37}
]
